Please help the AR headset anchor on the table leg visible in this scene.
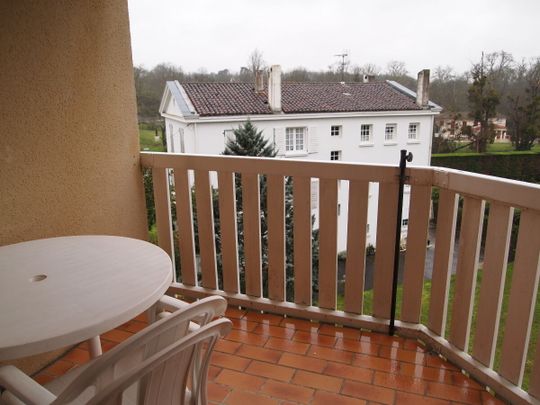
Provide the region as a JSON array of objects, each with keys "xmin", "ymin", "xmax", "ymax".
[{"xmin": 88, "ymin": 336, "xmax": 103, "ymax": 358}]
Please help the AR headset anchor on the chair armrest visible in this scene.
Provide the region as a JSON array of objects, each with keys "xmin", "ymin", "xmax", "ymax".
[
  {"xmin": 0, "ymin": 366, "xmax": 56, "ymax": 405},
  {"xmin": 156, "ymin": 296, "xmax": 200, "ymax": 331},
  {"xmin": 156, "ymin": 295, "xmax": 190, "ymax": 313}
]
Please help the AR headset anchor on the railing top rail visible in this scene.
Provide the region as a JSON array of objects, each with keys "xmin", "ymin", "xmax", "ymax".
[
  {"xmin": 140, "ymin": 152, "xmax": 402, "ymax": 183},
  {"xmin": 409, "ymin": 166, "xmax": 540, "ymax": 211},
  {"xmin": 140, "ymin": 152, "xmax": 540, "ymax": 211}
]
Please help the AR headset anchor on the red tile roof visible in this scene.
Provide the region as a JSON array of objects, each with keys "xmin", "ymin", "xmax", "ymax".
[{"xmin": 180, "ymin": 82, "xmax": 422, "ymax": 117}]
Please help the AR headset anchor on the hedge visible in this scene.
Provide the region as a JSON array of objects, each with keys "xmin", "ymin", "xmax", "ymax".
[{"xmin": 431, "ymin": 152, "xmax": 540, "ymax": 183}]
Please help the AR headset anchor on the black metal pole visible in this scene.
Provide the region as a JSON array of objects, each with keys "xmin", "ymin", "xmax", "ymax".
[{"xmin": 389, "ymin": 149, "xmax": 413, "ymax": 336}]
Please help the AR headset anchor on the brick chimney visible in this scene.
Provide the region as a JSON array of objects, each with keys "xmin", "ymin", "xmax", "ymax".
[
  {"xmin": 416, "ymin": 69, "xmax": 430, "ymax": 108},
  {"xmin": 255, "ymin": 70, "xmax": 264, "ymax": 93},
  {"xmin": 268, "ymin": 65, "xmax": 282, "ymax": 112}
]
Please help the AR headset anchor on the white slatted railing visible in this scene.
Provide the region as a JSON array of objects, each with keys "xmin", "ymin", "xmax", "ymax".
[{"xmin": 141, "ymin": 152, "xmax": 540, "ymax": 405}]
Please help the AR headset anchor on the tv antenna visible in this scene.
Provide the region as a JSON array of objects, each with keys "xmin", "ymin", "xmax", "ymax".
[{"xmin": 334, "ymin": 52, "xmax": 349, "ymax": 81}]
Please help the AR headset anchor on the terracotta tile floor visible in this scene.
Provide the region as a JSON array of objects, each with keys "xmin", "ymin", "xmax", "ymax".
[{"xmin": 33, "ymin": 306, "xmax": 506, "ymax": 405}]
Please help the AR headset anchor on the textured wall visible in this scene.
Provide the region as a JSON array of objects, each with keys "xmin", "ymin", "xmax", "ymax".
[
  {"xmin": 0, "ymin": 0, "xmax": 147, "ymax": 373},
  {"xmin": 0, "ymin": 0, "xmax": 148, "ymax": 246}
]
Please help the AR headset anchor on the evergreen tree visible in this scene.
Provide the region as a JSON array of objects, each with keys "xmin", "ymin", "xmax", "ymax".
[
  {"xmin": 468, "ymin": 55, "xmax": 500, "ymax": 153},
  {"xmin": 223, "ymin": 120, "xmax": 277, "ymax": 157},
  {"xmin": 221, "ymin": 121, "xmax": 318, "ymax": 300},
  {"xmin": 222, "ymin": 121, "xmax": 276, "ymax": 295}
]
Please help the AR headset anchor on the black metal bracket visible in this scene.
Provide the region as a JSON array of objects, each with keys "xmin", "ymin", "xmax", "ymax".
[{"xmin": 389, "ymin": 150, "xmax": 413, "ymax": 336}]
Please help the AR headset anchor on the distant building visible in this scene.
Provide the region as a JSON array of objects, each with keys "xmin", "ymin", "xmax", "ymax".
[
  {"xmin": 160, "ymin": 66, "xmax": 441, "ymax": 250},
  {"xmin": 436, "ymin": 115, "xmax": 509, "ymax": 142}
]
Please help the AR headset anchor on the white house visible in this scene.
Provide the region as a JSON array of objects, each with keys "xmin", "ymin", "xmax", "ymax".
[{"xmin": 159, "ymin": 66, "xmax": 441, "ymax": 251}]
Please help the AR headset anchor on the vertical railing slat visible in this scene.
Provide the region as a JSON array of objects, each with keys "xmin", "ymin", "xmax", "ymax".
[
  {"xmin": 267, "ymin": 175, "xmax": 286, "ymax": 301},
  {"xmin": 449, "ymin": 196, "xmax": 485, "ymax": 351},
  {"xmin": 152, "ymin": 167, "xmax": 175, "ymax": 277},
  {"xmin": 293, "ymin": 176, "xmax": 312, "ymax": 306},
  {"xmin": 344, "ymin": 181, "xmax": 369, "ymax": 314},
  {"xmin": 173, "ymin": 168, "xmax": 197, "ymax": 285},
  {"xmin": 373, "ymin": 181, "xmax": 399, "ymax": 319},
  {"xmin": 401, "ymin": 184, "xmax": 432, "ymax": 323},
  {"xmin": 217, "ymin": 171, "xmax": 239, "ymax": 293},
  {"xmin": 242, "ymin": 173, "xmax": 262, "ymax": 297},
  {"xmin": 472, "ymin": 203, "xmax": 513, "ymax": 367},
  {"xmin": 428, "ymin": 189, "xmax": 459, "ymax": 336},
  {"xmin": 194, "ymin": 170, "xmax": 217, "ymax": 289},
  {"xmin": 318, "ymin": 178, "xmax": 339, "ymax": 310},
  {"xmin": 500, "ymin": 209, "xmax": 540, "ymax": 386}
]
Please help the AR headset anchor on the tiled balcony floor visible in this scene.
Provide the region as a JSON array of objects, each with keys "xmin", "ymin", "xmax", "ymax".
[{"xmin": 33, "ymin": 306, "xmax": 505, "ymax": 405}]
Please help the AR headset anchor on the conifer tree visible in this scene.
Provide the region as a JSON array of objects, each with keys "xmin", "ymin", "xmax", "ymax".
[
  {"xmin": 223, "ymin": 120, "xmax": 277, "ymax": 157},
  {"xmin": 222, "ymin": 121, "xmax": 276, "ymax": 294},
  {"xmin": 221, "ymin": 120, "xmax": 318, "ymax": 300}
]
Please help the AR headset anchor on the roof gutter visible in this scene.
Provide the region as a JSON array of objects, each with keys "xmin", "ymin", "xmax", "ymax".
[{"xmin": 168, "ymin": 109, "xmax": 440, "ymax": 124}]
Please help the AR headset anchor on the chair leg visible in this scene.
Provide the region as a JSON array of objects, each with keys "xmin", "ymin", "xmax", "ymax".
[
  {"xmin": 146, "ymin": 303, "xmax": 158, "ymax": 324},
  {"xmin": 88, "ymin": 336, "xmax": 102, "ymax": 358}
]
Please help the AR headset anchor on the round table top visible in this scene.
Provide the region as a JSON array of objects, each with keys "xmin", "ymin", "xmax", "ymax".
[{"xmin": 0, "ymin": 235, "xmax": 172, "ymax": 361}]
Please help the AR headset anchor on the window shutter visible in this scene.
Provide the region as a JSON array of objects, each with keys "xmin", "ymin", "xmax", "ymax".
[
  {"xmin": 311, "ymin": 179, "xmax": 319, "ymax": 210},
  {"xmin": 274, "ymin": 128, "xmax": 285, "ymax": 156},
  {"xmin": 308, "ymin": 126, "xmax": 318, "ymax": 153}
]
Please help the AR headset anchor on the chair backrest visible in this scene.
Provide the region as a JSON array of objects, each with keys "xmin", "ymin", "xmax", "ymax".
[{"xmin": 53, "ymin": 296, "xmax": 230, "ymax": 405}]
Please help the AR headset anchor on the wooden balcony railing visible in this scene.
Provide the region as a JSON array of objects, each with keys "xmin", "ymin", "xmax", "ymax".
[{"xmin": 140, "ymin": 151, "xmax": 540, "ymax": 405}]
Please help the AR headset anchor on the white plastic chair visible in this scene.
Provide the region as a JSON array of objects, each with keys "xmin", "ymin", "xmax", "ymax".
[
  {"xmin": 88, "ymin": 295, "xmax": 202, "ymax": 358},
  {"xmin": 0, "ymin": 296, "xmax": 231, "ymax": 405}
]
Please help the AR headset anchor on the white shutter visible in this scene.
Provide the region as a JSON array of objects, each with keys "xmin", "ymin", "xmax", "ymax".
[
  {"xmin": 274, "ymin": 128, "xmax": 285, "ymax": 156},
  {"xmin": 308, "ymin": 126, "xmax": 318, "ymax": 154},
  {"xmin": 311, "ymin": 179, "xmax": 319, "ymax": 210}
]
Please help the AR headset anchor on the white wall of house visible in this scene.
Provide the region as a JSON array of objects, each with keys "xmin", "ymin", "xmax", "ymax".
[{"xmin": 163, "ymin": 111, "xmax": 435, "ymax": 251}]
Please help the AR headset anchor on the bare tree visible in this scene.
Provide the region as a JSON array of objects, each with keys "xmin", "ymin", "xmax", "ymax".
[
  {"xmin": 283, "ymin": 67, "xmax": 311, "ymax": 82},
  {"xmin": 358, "ymin": 63, "xmax": 381, "ymax": 76},
  {"xmin": 386, "ymin": 60, "xmax": 408, "ymax": 77},
  {"xmin": 433, "ymin": 65, "xmax": 455, "ymax": 82},
  {"xmin": 507, "ymin": 59, "xmax": 540, "ymax": 150},
  {"xmin": 247, "ymin": 49, "xmax": 266, "ymax": 74}
]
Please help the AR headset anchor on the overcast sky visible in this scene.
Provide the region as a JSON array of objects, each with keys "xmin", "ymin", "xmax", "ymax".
[{"xmin": 128, "ymin": 0, "xmax": 540, "ymax": 76}]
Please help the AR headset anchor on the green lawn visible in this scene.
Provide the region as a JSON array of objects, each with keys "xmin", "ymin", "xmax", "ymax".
[
  {"xmin": 139, "ymin": 127, "xmax": 165, "ymax": 152},
  {"xmin": 337, "ymin": 264, "xmax": 540, "ymax": 390},
  {"xmin": 437, "ymin": 142, "xmax": 540, "ymax": 156}
]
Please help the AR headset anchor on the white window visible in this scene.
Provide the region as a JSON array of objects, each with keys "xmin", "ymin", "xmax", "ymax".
[
  {"xmin": 360, "ymin": 124, "xmax": 372, "ymax": 143},
  {"xmin": 331, "ymin": 125, "xmax": 342, "ymax": 136},
  {"xmin": 330, "ymin": 150, "xmax": 341, "ymax": 161},
  {"xmin": 285, "ymin": 127, "xmax": 306, "ymax": 152},
  {"xmin": 385, "ymin": 124, "xmax": 397, "ymax": 142},
  {"xmin": 408, "ymin": 123, "xmax": 419, "ymax": 140}
]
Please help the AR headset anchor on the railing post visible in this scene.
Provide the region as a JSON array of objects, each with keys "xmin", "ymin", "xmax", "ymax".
[{"xmin": 389, "ymin": 149, "xmax": 413, "ymax": 336}]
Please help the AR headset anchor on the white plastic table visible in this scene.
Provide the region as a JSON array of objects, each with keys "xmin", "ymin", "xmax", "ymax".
[{"xmin": 0, "ymin": 235, "xmax": 172, "ymax": 361}]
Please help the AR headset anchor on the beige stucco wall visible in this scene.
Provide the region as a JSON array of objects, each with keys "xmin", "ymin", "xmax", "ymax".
[
  {"xmin": 0, "ymin": 0, "xmax": 148, "ymax": 372},
  {"xmin": 0, "ymin": 0, "xmax": 147, "ymax": 245}
]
